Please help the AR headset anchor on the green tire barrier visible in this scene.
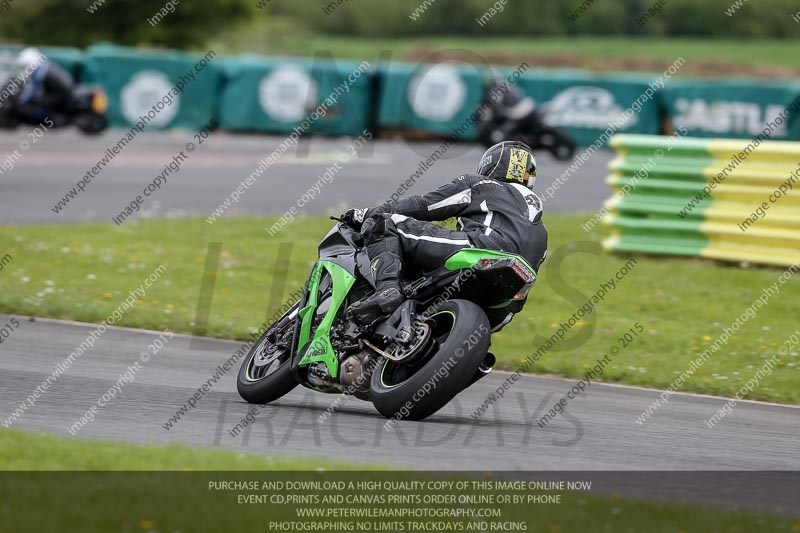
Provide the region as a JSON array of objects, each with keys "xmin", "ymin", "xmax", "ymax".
[
  {"xmin": 81, "ymin": 44, "xmax": 221, "ymax": 130},
  {"xmin": 517, "ymin": 70, "xmax": 662, "ymax": 146},
  {"xmin": 40, "ymin": 46, "xmax": 84, "ymax": 79},
  {"xmin": 376, "ymin": 62, "xmax": 485, "ymax": 139},
  {"xmin": 604, "ymin": 134, "xmax": 800, "ymax": 267},
  {"xmin": 218, "ymin": 57, "xmax": 373, "ymax": 136},
  {"xmin": 662, "ymin": 80, "xmax": 800, "ymax": 140}
]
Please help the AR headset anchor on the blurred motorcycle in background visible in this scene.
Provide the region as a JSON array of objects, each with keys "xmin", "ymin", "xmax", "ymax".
[
  {"xmin": 0, "ymin": 50, "xmax": 108, "ymax": 135},
  {"xmin": 478, "ymin": 76, "xmax": 576, "ymax": 161}
]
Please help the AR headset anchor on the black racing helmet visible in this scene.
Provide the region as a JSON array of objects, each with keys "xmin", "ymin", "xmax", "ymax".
[{"xmin": 477, "ymin": 141, "xmax": 537, "ymax": 189}]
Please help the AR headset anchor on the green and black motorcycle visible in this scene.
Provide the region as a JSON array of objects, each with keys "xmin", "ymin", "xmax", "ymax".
[{"xmin": 237, "ymin": 219, "xmax": 537, "ymax": 421}]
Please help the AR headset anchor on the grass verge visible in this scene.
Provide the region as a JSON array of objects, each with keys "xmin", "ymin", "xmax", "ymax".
[
  {"xmin": 0, "ymin": 428, "xmax": 364, "ymax": 470},
  {"xmin": 0, "ymin": 214, "xmax": 797, "ymax": 403}
]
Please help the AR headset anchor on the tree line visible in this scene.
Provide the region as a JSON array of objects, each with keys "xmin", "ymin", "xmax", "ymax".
[{"xmin": 0, "ymin": 0, "xmax": 796, "ymax": 49}]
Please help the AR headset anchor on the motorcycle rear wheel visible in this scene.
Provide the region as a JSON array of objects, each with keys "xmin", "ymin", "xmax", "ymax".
[
  {"xmin": 534, "ymin": 128, "xmax": 576, "ymax": 161},
  {"xmin": 370, "ymin": 299, "xmax": 490, "ymax": 421}
]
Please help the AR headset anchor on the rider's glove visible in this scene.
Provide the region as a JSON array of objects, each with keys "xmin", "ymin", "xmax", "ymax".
[{"xmin": 340, "ymin": 208, "xmax": 367, "ymax": 229}]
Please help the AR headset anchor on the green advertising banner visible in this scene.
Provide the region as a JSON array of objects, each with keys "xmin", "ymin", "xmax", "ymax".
[
  {"xmin": 81, "ymin": 44, "xmax": 221, "ymax": 130},
  {"xmin": 515, "ymin": 70, "xmax": 662, "ymax": 146},
  {"xmin": 661, "ymin": 79, "xmax": 800, "ymax": 140},
  {"xmin": 376, "ymin": 61, "xmax": 485, "ymax": 139},
  {"xmin": 8, "ymin": 42, "xmax": 800, "ymax": 146},
  {"xmin": 218, "ymin": 56, "xmax": 373, "ymax": 136},
  {"xmin": 0, "ymin": 46, "xmax": 83, "ymax": 83},
  {"xmin": 41, "ymin": 46, "xmax": 84, "ymax": 79}
]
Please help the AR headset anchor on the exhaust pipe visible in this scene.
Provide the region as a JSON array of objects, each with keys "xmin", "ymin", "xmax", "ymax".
[
  {"xmin": 467, "ymin": 351, "xmax": 496, "ymax": 387},
  {"xmin": 479, "ymin": 351, "xmax": 496, "ymax": 374}
]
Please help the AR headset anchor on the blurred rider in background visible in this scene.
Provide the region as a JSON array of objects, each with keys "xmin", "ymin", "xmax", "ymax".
[{"xmin": 13, "ymin": 47, "xmax": 75, "ymax": 123}]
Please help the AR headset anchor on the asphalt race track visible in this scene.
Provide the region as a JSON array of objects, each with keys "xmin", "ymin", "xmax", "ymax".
[
  {"xmin": 0, "ymin": 129, "xmax": 612, "ymax": 224},
  {"xmin": 3, "ymin": 317, "xmax": 798, "ymax": 474}
]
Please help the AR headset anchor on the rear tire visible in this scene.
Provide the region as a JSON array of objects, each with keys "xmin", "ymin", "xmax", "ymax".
[
  {"xmin": 551, "ymin": 137, "xmax": 576, "ymax": 161},
  {"xmin": 370, "ymin": 299, "xmax": 490, "ymax": 421},
  {"xmin": 237, "ymin": 306, "xmax": 299, "ymax": 404},
  {"xmin": 542, "ymin": 128, "xmax": 575, "ymax": 161}
]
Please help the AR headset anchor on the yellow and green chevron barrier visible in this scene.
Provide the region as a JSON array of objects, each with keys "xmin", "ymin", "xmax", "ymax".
[{"xmin": 603, "ymin": 134, "xmax": 800, "ymax": 267}]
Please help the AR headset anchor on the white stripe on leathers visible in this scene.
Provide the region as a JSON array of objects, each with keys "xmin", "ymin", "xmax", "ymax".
[
  {"xmin": 479, "ymin": 199, "xmax": 494, "ymax": 235},
  {"xmin": 507, "ymin": 182, "xmax": 541, "ymax": 222},
  {"xmin": 427, "ymin": 189, "xmax": 472, "ymax": 211},
  {"xmin": 391, "ymin": 214, "xmax": 471, "ymax": 245},
  {"xmin": 396, "ymin": 228, "xmax": 472, "ymax": 246}
]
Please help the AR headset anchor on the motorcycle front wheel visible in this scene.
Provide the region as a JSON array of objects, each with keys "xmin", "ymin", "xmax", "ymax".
[
  {"xmin": 0, "ymin": 111, "xmax": 20, "ymax": 129},
  {"xmin": 370, "ymin": 299, "xmax": 490, "ymax": 421},
  {"xmin": 237, "ymin": 303, "xmax": 300, "ymax": 404},
  {"xmin": 75, "ymin": 113, "xmax": 108, "ymax": 135}
]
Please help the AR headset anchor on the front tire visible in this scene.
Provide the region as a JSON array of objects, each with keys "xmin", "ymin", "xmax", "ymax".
[
  {"xmin": 237, "ymin": 305, "xmax": 299, "ymax": 404},
  {"xmin": 370, "ymin": 299, "xmax": 490, "ymax": 421},
  {"xmin": 75, "ymin": 113, "xmax": 108, "ymax": 135},
  {"xmin": 0, "ymin": 111, "xmax": 20, "ymax": 129}
]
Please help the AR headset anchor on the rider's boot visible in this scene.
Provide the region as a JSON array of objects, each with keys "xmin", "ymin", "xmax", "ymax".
[{"xmin": 348, "ymin": 252, "xmax": 405, "ymax": 324}]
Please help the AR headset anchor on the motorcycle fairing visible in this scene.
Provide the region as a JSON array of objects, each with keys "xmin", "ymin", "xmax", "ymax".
[
  {"xmin": 296, "ymin": 259, "xmax": 356, "ymax": 379},
  {"xmin": 443, "ymin": 248, "xmax": 536, "ymax": 277}
]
